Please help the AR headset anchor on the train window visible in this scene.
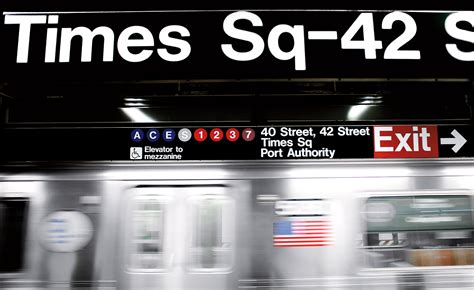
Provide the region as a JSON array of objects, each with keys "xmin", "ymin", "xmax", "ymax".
[
  {"xmin": 188, "ymin": 194, "xmax": 235, "ymax": 271},
  {"xmin": 362, "ymin": 195, "xmax": 474, "ymax": 268},
  {"xmin": 127, "ymin": 194, "xmax": 170, "ymax": 271},
  {"xmin": 0, "ymin": 197, "xmax": 29, "ymax": 272}
]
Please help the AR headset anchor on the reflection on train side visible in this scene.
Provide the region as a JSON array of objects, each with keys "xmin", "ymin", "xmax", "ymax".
[{"xmin": 361, "ymin": 194, "xmax": 474, "ymax": 268}]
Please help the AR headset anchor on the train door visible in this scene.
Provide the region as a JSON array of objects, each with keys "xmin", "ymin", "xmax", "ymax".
[{"xmin": 119, "ymin": 185, "xmax": 236, "ymax": 290}]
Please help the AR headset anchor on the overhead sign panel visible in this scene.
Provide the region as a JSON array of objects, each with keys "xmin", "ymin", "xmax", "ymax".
[
  {"xmin": 0, "ymin": 10, "xmax": 473, "ymax": 81},
  {"xmin": 0, "ymin": 124, "xmax": 472, "ymax": 161}
]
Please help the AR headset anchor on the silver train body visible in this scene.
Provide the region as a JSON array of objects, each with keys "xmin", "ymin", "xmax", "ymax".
[{"xmin": 1, "ymin": 160, "xmax": 474, "ymax": 289}]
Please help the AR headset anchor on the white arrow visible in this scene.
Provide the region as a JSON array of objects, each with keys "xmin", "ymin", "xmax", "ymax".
[{"xmin": 440, "ymin": 129, "xmax": 467, "ymax": 153}]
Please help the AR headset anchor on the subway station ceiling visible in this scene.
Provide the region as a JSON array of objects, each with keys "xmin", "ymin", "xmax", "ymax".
[{"xmin": 1, "ymin": 79, "xmax": 472, "ymax": 126}]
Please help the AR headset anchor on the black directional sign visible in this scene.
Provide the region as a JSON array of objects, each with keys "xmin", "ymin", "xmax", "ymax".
[
  {"xmin": 0, "ymin": 124, "xmax": 472, "ymax": 162},
  {"xmin": 438, "ymin": 126, "xmax": 472, "ymax": 158}
]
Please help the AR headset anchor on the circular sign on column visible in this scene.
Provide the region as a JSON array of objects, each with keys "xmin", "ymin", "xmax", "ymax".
[{"xmin": 39, "ymin": 211, "xmax": 93, "ymax": 253}]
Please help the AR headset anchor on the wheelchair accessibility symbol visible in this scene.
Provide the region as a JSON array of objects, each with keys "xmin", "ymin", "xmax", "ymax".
[{"xmin": 130, "ymin": 147, "xmax": 143, "ymax": 160}]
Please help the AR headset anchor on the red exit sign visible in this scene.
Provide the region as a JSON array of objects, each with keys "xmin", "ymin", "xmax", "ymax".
[{"xmin": 374, "ymin": 125, "xmax": 439, "ymax": 158}]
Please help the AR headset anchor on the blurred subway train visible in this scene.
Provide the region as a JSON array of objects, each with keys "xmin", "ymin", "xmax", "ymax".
[{"xmin": 1, "ymin": 160, "xmax": 474, "ymax": 289}]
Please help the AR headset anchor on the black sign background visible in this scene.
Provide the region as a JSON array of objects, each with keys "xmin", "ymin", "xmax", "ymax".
[
  {"xmin": 438, "ymin": 126, "xmax": 474, "ymax": 158},
  {"xmin": 0, "ymin": 10, "xmax": 473, "ymax": 82},
  {"xmin": 0, "ymin": 125, "xmax": 472, "ymax": 162}
]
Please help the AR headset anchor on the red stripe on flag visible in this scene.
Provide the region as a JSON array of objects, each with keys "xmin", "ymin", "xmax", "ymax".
[
  {"xmin": 274, "ymin": 235, "xmax": 334, "ymax": 239},
  {"xmin": 274, "ymin": 243, "xmax": 334, "ymax": 247},
  {"xmin": 274, "ymin": 238, "xmax": 332, "ymax": 243}
]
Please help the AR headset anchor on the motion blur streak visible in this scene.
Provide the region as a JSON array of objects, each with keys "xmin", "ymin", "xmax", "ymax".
[{"xmin": 0, "ymin": 161, "xmax": 474, "ymax": 289}]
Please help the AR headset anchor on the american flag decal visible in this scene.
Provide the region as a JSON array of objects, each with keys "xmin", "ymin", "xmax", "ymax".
[{"xmin": 273, "ymin": 219, "xmax": 335, "ymax": 247}]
